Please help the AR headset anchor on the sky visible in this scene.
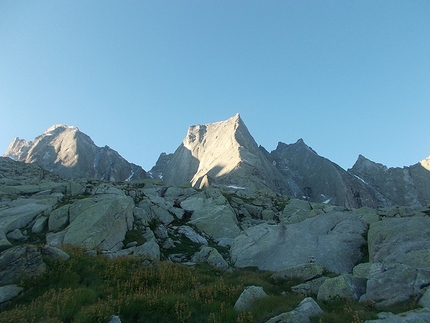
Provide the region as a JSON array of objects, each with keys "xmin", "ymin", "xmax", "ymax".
[{"xmin": 1, "ymin": 1, "xmax": 429, "ymax": 171}]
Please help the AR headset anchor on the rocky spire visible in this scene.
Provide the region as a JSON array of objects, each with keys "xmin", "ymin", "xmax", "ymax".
[{"xmin": 151, "ymin": 114, "xmax": 289, "ymax": 192}]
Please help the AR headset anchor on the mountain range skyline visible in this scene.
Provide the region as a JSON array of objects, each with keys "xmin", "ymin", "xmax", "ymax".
[
  {"xmin": 3, "ymin": 115, "xmax": 429, "ymax": 173},
  {"xmin": 4, "ymin": 114, "xmax": 430, "ymax": 209}
]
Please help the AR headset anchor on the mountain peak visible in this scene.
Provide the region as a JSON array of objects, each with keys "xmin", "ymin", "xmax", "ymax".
[
  {"xmin": 3, "ymin": 124, "xmax": 147, "ymax": 181},
  {"xmin": 44, "ymin": 124, "xmax": 79, "ymax": 134},
  {"xmin": 152, "ymin": 114, "xmax": 286, "ymax": 192}
]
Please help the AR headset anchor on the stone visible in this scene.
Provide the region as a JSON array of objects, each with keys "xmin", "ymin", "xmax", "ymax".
[
  {"xmin": 66, "ymin": 180, "xmax": 86, "ymax": 196},
  {"xmin": 48, "ymin": 205, "xmax": 70, "ymax": 231},
  {"xmin": 150, "ymin": 205, "xmax": 174, "ymax": 225},
  {"xmin": 191, "ymin": 246, "xmax": 229, "ymax": 270},
  {"xmin": 291, "ymin": 277, "xmax": 329, "ymax": 296},
  {"xmin": 41, "ymin": 245, "xmax": 70, "ymax": 261},
  {"xmin": 234, "ymin": 285, "xmax": 268, "ymax": 312},
  {"xmin": 359, "ymin": 263, "xmax": 430, "ymax": 307},
  {"xmin": 133, "ymin": 206, "xmax": 155, "ymax": 225},
  {"xmin": 63, "ymin": 195, "xmax": 133, "ymax": 251},
  {"xmin": 354, "ymin": 206, "xmax": 379, "ymax": 224},
  {"xmin": 230, "ymin": 212, "xmax": 367, "ymax": 274},
  {"xmin": 68, "ymin": 198, "xmax": 97, "ymax": 224},
  {"xmin": 265, "ymin": 297, "xmax": 323, "ymax": 323},
  {"xmin": 133, "ymin": 230, "xmax": 160, "ymax": 260},
  {"xmin": 272, "ymin": 263, "xmax": 324, "ymax": 282},
  {"xmin": 46, "ymin": 231, "xmax": 66, "ymax": 246},
  {"xmin": 419, "ymin": 287, "xmax": 430, "ymax": 309},
  {"xmin": 0, "ymin": 202, "xmax": 52, "ymax": 233},
  {"xmin": 181, "ymin": 189, "xmax": 241, "ymax": 244},
  {"xmin": 317, "ymin": 274, "xmax": 367, "ymax": 301},
  {"xmin": 177, "ymin": 226, "xmax": 208, "ymax": 245},
  {"xmin": 0, "ymin": 229, "xmax": 12, "ymax": 247},
  {"xmin": 31, "ymin": 216, "xmax": 48, "ymax": 233},
  {"xmin": 353, "ymin": 262, "xmax": 385, "ymax": 279},
  {"xmin": 280, "ymin": 199, "xmax": 312, "ymax": 224},
  {"xmin": 6, "ymin": 228, "xmax": 27, "ymax": 241},
  {"xmin": 0, "ymin": 284, "xmax": 24, "ymax": 308},
  {"xmin": 364, "ymin": 308, "xmax": 430, "ymax": 323},
  {"xmin": 368, "ymin": 217, "xmax": 430, "ymax": 270},
  {"xmin": 107, "ymin": 315, "xmax": 122, "ymax": 323},
  {"xmin": 0, "ymin": 245, "xmax": 46, "ymax": 286}
]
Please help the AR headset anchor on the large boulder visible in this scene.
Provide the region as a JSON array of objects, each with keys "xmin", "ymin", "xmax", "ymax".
[
  {"xmin": 364, "ymin": 308, "xmax": 430, "ymax": 323},
  {"xmin": 0, "ymin": 245, "xmax": 46, "ymax": 286},
  {"xmin": 368, "ymin": 217, "xmax": 430, "ymax": 270},
  {"xmin": 0, "ymin": 202, "xmax": 52, "ymax": 234},
  {"xmin": 62, "ymin": 195, "xmax": 134, "ymax": 251},
  {"xmin": 181, "ymin": 189, "xmax": 241, "ymax": 244},
  {"xmin": 317, "ymin": 274, "xmax": 367, "ymax": 301},
  {"xmin": 359, "ymin": 262, "xmax": 430, "ymax": 307},
  {"xmin": 234, "ymin": 285, "xmax": 268, "ymax": 312},
  {"xmin": 230, "ymin": 212, "xmax": 367, "ymax": 274}
]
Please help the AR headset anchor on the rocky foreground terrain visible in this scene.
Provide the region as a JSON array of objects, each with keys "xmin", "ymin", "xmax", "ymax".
[{"xmin": 1, "ymin": 156, "xmax": 430, "ymax": 322}]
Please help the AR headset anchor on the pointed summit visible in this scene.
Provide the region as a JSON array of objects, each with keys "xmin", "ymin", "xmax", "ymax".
[{"xmin": 151, "ymin": 115, "xmax": 288, "ymax": 192}]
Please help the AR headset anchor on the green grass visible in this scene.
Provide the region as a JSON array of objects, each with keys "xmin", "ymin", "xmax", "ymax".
[{"xmin": 0, "ymin": 246, "xmax": 420, "ymax": 323}]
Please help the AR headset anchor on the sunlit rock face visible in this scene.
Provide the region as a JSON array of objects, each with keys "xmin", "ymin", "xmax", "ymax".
[
  {"xmin": 421, "ymin": 155, "xmax": 430, "ymax": 171},
  {"xmin": 3, "ymin": 124, "xmax": 147, "ymax": 181},
  {"xmin": 151, "ymin": 114, "xmax": 290, "ymax": 193}
]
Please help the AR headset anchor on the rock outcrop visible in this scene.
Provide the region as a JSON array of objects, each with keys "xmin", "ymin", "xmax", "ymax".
[
  {"xmin": 2, "ymin": 152, "xmax": 430, "ymax": 313},
  {"xmin": 3, "ymin": 124, "xmax": 148, "ymax": 181}
]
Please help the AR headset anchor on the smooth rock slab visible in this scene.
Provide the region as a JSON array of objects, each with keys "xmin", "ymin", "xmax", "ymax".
[
  {"xmin": 359, "ymin": 263, "xmax": 430, "ymax": 307},
  {"xmin": 368, "ymin": 217, "xmax": 430, "ymax": 270},
  {"xmin": 63, "ymin": 195, "xmax": 133, "ymax": 251},
  {"xmin": 230, "ymin": 212, "xmax": 367, "ymax": 274}
]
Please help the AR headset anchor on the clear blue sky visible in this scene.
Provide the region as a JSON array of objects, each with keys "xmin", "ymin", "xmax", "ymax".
[{"xmin": 1, "ymin": 1, "xmax": 429, "ymax": 171}]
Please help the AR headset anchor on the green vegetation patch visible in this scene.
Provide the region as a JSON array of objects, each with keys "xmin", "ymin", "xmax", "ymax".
[{"xmin": 0, "ymin": 245, "xmax": 421, "ymax": 323}]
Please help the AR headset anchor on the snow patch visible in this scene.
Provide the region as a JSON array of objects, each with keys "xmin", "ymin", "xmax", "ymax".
[
  {"xmin": 126, "ymin": 169, "xmax": 135, "ymax": 182},
  {"xmin": 353, "ymin": 174, "xmax": 368, "ymax": 185},
  {"xmin": 226, "ymin": 185, "xmax": 246, "ymax": 190}
]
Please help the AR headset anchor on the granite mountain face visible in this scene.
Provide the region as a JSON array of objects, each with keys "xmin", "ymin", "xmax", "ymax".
[
  {"xmin": 3, "ymin": 124, "xmax": 148, "ymax": 182},
  {"xmin": 3, "ymin": 116, "xmax": 430, "ymax": 208},
  {"xmin": 150, "ymin": 114, "xmax": 290, "ymax": 193}
]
